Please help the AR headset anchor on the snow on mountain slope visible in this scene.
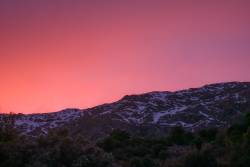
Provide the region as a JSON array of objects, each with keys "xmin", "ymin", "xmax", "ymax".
[
  {"xmin": 1, "ymin": 82, "xmax": 250, "ymax": 136},
  {"xmin": 1, "ymin": 109, "xmax": 84, "ymax": 135},
  {"xmin": 82, "ymin": 82, "xmax": 250, "ymax": 130}
]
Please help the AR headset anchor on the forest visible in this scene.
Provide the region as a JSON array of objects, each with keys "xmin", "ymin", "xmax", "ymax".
[{"xmin": 0, "ymin": 112, "xmax": 250, "ymax": 167}]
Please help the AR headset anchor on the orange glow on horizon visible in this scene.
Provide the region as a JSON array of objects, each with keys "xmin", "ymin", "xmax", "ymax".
[{"xmin": 0, "ymin": 1, "xmax": 250, "ymax": 113}]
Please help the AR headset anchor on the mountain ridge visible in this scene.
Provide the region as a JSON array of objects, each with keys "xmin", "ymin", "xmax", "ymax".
[{"xmin": 1, "ymin": 81, "xmax": 250, "ymax": 137}]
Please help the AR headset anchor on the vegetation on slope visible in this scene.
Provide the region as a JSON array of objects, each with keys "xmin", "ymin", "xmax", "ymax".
[{"xmin": 1, "ymin": 111, "xmax": 250, "ymax": 167}]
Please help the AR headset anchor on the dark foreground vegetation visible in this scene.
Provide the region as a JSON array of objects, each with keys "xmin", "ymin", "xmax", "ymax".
[{"xmin": 1, "ymin": 112, "xmax": 250, "ymax": 167}]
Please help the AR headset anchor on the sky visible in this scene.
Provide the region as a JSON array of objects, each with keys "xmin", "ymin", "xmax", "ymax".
[{"xmin": 0, "ymin": 0, "xmax": 250, "ymax": 114}]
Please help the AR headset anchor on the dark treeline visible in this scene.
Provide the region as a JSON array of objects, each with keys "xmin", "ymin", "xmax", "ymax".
[{"xmin": 1, "ymin": 112, "xmax": 250, "ymax": 167}]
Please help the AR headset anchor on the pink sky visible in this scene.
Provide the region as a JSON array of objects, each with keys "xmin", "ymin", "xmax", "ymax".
[{"xmin": 0, "ymin": 1, "xmax": 250, "ymax": 113}]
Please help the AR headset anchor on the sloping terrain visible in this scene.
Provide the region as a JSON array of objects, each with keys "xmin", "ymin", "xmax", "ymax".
[{"xmin": 1, "ymin": 82, "xmax": 250, "ymax": 137}]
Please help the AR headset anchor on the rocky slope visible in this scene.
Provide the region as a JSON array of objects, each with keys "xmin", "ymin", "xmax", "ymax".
[{"xmin": 1, "ymin": 82, "xmax": 250, "ymax": 137}]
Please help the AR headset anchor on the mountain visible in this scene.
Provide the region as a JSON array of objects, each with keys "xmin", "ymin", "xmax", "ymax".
[{"xmin": 1, "ymin": 82, "xmax": 250, "ymax": 137}]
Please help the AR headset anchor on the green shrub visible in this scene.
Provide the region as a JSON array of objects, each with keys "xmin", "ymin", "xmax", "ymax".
[{"xmin": 184, "ymin": 151, "xmax": 218, "ymax": 167}]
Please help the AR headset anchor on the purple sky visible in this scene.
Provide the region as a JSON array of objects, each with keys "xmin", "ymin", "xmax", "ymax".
[{"xmin": 0, "ymin": 0, "xmax": 250, "ymax": 113}]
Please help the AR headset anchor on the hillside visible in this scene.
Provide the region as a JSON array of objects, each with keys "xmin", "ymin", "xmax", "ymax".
[{"xmin": 1, "ymin": 82, "xmax": 250, "ymax": 137}]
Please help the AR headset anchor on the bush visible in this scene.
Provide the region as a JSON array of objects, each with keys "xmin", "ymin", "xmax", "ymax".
[
  {"xmin": 198, "ymin": 128, "xmax": 218, "ymax": 142},
  {"xmin": 184, "ymin": 151, "xmax": 218, "ymax": 167},
  {"xmin": 130, "ymin": 157, "xmax": 159, "ymax": 167},
  {"xmin": 168, "ymin": 126, "xmax": 194, "ymax": 145}
]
